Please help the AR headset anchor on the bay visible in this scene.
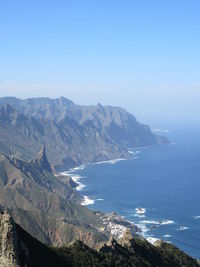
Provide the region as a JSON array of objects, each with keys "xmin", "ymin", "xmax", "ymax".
[{"xmin": 70, "ymin": 125, "xmax": 200, "ymax": 258}]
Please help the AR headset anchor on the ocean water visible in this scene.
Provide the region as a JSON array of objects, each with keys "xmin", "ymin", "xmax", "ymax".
[{"xmin": 65, "ymin": 126, "xmax": 200, "ymax": 259}]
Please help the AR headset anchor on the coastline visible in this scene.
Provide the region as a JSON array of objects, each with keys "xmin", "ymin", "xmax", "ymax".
[
  {"xmin": 59, "ymin": 143, "xmax": 180, "ymax": 247},
  {"xmin": 59, "ymin": 156, "xmax": 142, "ymax": 242},
  {"xmin": 60, "ymin": 146, "xmax": 148, "ymax": 207},
  {"xmin": 60, "ymin": 158, "xmax": 127, "ymax": 206},
  {"xmin": 59, "ymin": 148, "xmax": 152, "ymax": 242},
  {"xmin": 59, "ymin": 149, "xmax": 142, "ymax": 206}
]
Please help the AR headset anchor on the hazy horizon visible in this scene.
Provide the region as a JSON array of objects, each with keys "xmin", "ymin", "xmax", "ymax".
[{"xmin": 1, "ymin": 1, "xmax": 200, "ymax": 126}]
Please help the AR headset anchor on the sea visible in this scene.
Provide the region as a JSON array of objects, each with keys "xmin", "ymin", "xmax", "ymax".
[{"xmin": 62, "ymin": 125, "xmax": 200, "ymax": 259}]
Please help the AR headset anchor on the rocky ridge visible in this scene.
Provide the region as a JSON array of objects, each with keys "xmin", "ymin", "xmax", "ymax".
[
  {"xmin": 0, "ymin": 97, "xmax": 169, "ymax": 171},
  {"xmin": 0, "ymin": 149, "xmax": 139, "ymax": 249},
  {"xmin": 0, "ymin": 212, "xmax": 20, "ymax": 267}
]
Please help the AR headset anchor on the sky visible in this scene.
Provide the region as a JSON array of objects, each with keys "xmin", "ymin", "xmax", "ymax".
[{"xmin": 0, "ymin": 0, "xmax": 200, "ymax": 126}]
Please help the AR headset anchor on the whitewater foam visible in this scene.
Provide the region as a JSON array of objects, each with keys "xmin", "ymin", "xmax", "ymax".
[
  {"xmin": 81, "ymin": 196, "xmax": 95, "ymax": 206},
  {"xmin": 70, "ymin": 174, "xmax": 81, "ymax": 182},
  {"xmin": 60, "ymin": 171, "xmax": 86, "ymax": 191},
  {"xmin": 152, "ymin": 128, "xmax": 171, "ymax": 133},
  {"xmin": 177, "ymin": 226, "xmax": 189, "ymax": 231},
  {"xmin": 133, "ymin": 214, "xmax": 146, "ymax": 218},
  {"xmin": 76, "ymin": 183, "xmax": 86, "ymax": 191},
  {"xmin": 163, "ymin": 234, "xmax": 172, "ymax": 238},
  {"xmin": 135, "ymin": 207, "xmax": 146, "ymax": 214},
  {"xmin": 140, "ymin": 220, "xmax": 175, "ymax": 225},
  {"xmin": 70, "ymin": 164, "xmax": 86, "ymax": 171},
  {"xmin": 135, "ymin": 223, "xmax": 150, "ymax": 235},
  {"xmin": 94, "ymin": 158, "xmax": 126, "ymax": 165},
  {"xmin": 69, "ymin": 174, "xmax": 86, "ymax": 191},
  {"xmin": 135, "ymin": 150, "xmax": 141, "ymax": 154}
]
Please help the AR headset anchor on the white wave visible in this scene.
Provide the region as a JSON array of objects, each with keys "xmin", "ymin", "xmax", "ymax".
[
  {"xmin": 194, "ymin": 215, "xmax": 200, "ymax": 219},
  {"xmin": 70, "ymin": 175, "xmax": 82, "ymax": 183},
  {"xmin": 152, "ymin": 128, "xmax": 171, "ymax": 133},
  {"xmin": 163, "ymin": 234, "xmax": 172, "ymax": 238},
  {"xmin": 59, "ymin": 172, "xmax": 85, "ymax": 190},
  {"xmin": 67, "ymin": 174, "xmax": 86, "ymax": 191},
  {"xmin": 133, "ymin": 214, "xmax": 146, "ymax": 218},
  {"xmin": 141, "ymin": 220, "xmax": 175, "ymax": 225},
  {"xmin": 133, "ymin": 146, "xmax": 147, "ymax": 150},
  {"xmin": 94, "ymin": 158, "xmax": 126, "ymax": 165},
  {"xmin": 128, "ymin": 150, "xmax": 141, "ymax": 155},
  {"xmin": 134, "ymin": 156, "xmax": 139, "ymax": 159},
  {"xmin": 135, "ymin": 223, "xmax": 150, "ymax": 235},
  {"xmin": 81, "ymin": 196, "xmax": 95, "ymax": 206},
  {"xmin": 160, "ymin": 220, "xmax": 175, "ymax": 225},
  {"xmin": 60, "ymin": 164, "xmax": 86, "ymax": 175},
  {"xmin": 68, "ymin": 175, "xmax": 83, "ymax": 190},
  {"xmin": 76, "ymin": 183, "xmax": 86, "ymax": 191},
  {"xmin": 72, "ymin": 164, "xmax": 86, "ymax": 171},
  {"xmin": 177, "ymin": 226, "xmax": 189, "ymax": 231},
  {"xmin": 59, "ymin": 171, "xmax": 70, "ymax": 176},
  {"xmin": 96, "ymin": 198, "xmax": 104, "ymax": 201},
  {"xmin": 135, "ymin": 150, "xmax": 141, "ymax": 154},
  {"xmin": 135, "ymin": 207, "xmax": 146, "ymax": 214}
]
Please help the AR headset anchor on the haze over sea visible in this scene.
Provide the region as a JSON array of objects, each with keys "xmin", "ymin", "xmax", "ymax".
[{"xmin": 67, "ymin": 125, "xmax": 200, "ymax": 259}]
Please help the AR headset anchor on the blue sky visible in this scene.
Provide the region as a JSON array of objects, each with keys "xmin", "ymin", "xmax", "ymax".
[{"xmin": 0, "ymin": 0, "xmax": 200, "ymax": 125}]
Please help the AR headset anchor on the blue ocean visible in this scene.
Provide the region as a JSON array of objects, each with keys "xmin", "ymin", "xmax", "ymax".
[{"xmin": 67, "ymin": 125, "xmax": 200, "ymax": 259}]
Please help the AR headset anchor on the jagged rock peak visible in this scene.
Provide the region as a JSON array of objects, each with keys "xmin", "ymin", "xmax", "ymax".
[
  {"xmin": 32, "ymin": 145, "xmax": 52, "ymax": 173},
  {"xmin": 37, "ymin": 145, "xmax": 47, "ymax": 159},
  {"xmin": 118, "ymin": 229, "xmax": 134, "ymax": 248},
  {"xmin": 0, "ymin": 212, "xmax": 20, "ymax": 267},
  {"xmin": 58, "ymin": 96, "xmax": 74, "ymax": 106}
]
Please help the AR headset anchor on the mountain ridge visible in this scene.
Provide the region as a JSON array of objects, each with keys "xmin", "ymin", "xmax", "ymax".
[
  {"xmin": 0, "ymin": 150, "xmax": 140, "ymax": 249},
  {"xmin": 0, "ymin": 97, "xmax": 169, "ymax": 171}
]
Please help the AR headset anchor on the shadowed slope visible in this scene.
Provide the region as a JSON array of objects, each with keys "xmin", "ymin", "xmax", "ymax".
[
  {"xmin": 0, "ymin": 152, "xmax": 107, "ymax": 248},
  {"xmin": 1, "ymin": 212, "xmax": 199, "ymax": 267},
  {"xmin": 0, "ymin": 97, "xmax": 169, "ymax": 170}
]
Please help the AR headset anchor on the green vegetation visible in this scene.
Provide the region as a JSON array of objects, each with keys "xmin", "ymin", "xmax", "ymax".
[{"xmin": 16, "ymin": 223, "xmax": 199, "ymax": 267}]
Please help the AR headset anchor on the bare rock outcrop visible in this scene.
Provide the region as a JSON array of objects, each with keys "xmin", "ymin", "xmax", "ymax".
[{"xmin": 0, "ymin": 212, "xmax": 20, "ymax": 267}]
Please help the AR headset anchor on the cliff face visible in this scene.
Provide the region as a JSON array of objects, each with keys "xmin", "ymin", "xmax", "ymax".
[
  {"xmin": 0, "ymin": 213, "xmax": 20, "ymax": 267},
  {"xmin": 0, "ymin": 212, "xmax": 69, "ymax": 267},
  {"xmin": 0, "ymin": 97, "xmax": 169, "ymax": 171}
]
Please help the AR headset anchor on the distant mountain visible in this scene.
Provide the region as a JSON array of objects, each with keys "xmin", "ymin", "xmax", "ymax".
[
  {"xmin": 0, "ymin": 212, "xmax": 199, "ymax": 267},
  {"xmin": 0, "ymin": 97, "xmax": 169, "ymax": 171}
]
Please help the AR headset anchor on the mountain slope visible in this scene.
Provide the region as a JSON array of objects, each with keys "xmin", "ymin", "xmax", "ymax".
[
  {"xmin": 0, "ymin": 212, "xmax": 199, "ymax": 267},
  {"xmin": 0, "ymin": 97, "xmax": 169, "ymax": 171},
  {"xmin": 0, "ymin": 152, "xmax": 108, "ymax": 248}
]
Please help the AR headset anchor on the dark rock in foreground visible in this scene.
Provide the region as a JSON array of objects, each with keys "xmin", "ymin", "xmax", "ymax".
[{"xmin": 0, "ymin": 212, "xmax": 199, "ymax": 267}]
